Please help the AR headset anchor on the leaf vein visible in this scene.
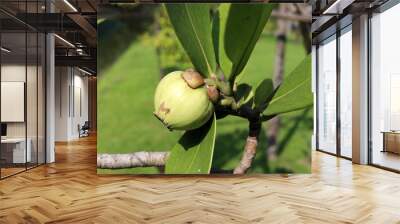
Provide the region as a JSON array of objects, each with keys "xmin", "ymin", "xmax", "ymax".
[
  {"xmin": 268, "ymin": 76, "xmax": 310, "ymax": 105},
  {"xmin": 184, "ymin": 4, "xmax": 213, "ymax": 75}
]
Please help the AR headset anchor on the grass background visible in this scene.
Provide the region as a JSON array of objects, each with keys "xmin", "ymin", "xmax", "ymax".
[{"xmin": 97, "ymin": 30, "xmax": 312, "ymax": 174}]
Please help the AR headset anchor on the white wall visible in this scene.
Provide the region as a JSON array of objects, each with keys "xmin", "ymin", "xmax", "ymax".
[
  {"xmin": 55, "ymin": 66, "xmax": 69, "ymax": 141},
  {"xmin": 1, "ymin": 64, "xmax": 25, "ymax": 81},
  {"xmin": 1, "ymin": 64, "xmax": 27, "ymax": 163},
  {"xmin": 72, "ymin": 72, "xmax": 89, "ymax": 137},
  {"xmin": 1, "ymin": 65, "xmax": 26, "ymax": 137},
  {"xmin": 1, "ymin": 63, "xmax": 46, "ymax": 164},
  {"xmin": 1, "ymin": 82, "xmax": 25, "ymax": 122},
  {"xmin": 1, "ymin": 64, "xmax": 34, "ymax": 138},
  {"xmin": 55, "ymin": 67, "xmax": 89, "ymax": 141}
]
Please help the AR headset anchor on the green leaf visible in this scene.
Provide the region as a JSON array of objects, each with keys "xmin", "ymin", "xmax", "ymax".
[
  {"xmin": 212, "ymin": 4, "xmax": 232, "ymax": 80},
  {"xmin": 165, "ymin": 4, "xmax": 216, "ymax": 77},
  {"xmin": 165, "ymin": 114, "xmax": 217, "ymax": 174},
  {"xmin": 263, "ymin": 55, "xmax": 313, "ymax": 116},
  {"xmin": 235, "ymin": 83, "xmax": 254, "ymax": 106},
  {"xmin": 254, "ymin": 78, "xmax": 274, "ymax": 111},
  {"xmin": 222, "ymin": 4, "xmax": 274, "ymax": 83}
]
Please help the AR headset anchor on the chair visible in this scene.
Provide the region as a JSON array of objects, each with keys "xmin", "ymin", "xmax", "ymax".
[{"xmin": 79, "ymin": 121, "xmax": 90, "ymax": 138}]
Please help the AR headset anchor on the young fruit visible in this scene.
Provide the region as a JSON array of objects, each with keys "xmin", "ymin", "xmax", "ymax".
[{"xmin": 154, "ymin": 70, "xmax": 214, "ymax": 131}]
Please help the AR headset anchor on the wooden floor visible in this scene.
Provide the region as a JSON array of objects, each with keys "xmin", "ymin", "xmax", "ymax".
[
  {"xmin": 1, "ymin": 163, "xmax": 44, "ymax": 178},
  {"xmin": 372, "ymin": 150, "xmax": 400, "ymax": 171},
  {"xmin": 1, "ymin": 167, "xmax": 26, "ymax": 178},
  {"xmin": 1, "ymin": 135, "xmax": 400, "ymax": 223}
]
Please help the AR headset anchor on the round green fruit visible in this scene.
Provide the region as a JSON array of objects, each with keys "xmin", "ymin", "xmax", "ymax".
[{"xmin": 154, "ymin": 70, "xmax": 214, "ymax": 131}]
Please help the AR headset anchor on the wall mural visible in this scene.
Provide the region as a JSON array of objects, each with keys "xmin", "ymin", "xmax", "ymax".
[{"xmin": 97, "ymin": 3, "xmax": 313, "ymax": 175}]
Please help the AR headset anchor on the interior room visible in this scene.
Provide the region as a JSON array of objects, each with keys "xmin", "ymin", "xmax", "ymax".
[
  {"xmin": 313, "ymin": 0, "xmax": 400, "ymax": 172},
  {"xmin": 0, "ymin": 0, "xmax": 97, "ymax": 179},
  {"xmin": 0, "ymin": 0, "xmax": 399, "ymax": 223},
  {"xmin": 370, "ymin": 2, "xmax": 400, "ymax": 171},
  {"xmin": 0, "ymin": 5, "xmax": 46, "ymax": 178},
  {"xmin": 54, "ymin": 66, "xmax": 92, "ymax": 141}
]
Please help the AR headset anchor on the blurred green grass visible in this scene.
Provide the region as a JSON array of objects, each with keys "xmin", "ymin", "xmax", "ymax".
[{"xmin": 98, "ymin": 34, "xmax": 311, "ymax": 174}]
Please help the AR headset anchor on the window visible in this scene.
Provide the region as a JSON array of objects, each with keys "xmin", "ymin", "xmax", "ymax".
[
  {"xmin": 316, "ymin": 22, "xmax": 353, "ymax": 158},
  {"xmin": 370, "ymin": 3, "xmax": 400, "ymax": 171},
  {"xmin": 339, "ymin": 26, "xmax": 352, "ymax": 158},
  {"xmin": 0, "ymin": 2, "xmax": 46, "ymax": 179},
  {"xmin": 317, "ymin": 35, "xmax": 337, "ymax": 154}
]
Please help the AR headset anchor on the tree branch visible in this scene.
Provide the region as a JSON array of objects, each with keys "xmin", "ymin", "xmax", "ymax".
[
  {"xmin": 97, "ymin": 152, "xmax": 169, "ymax": 169},
  {"xmin": 293, "ymin": 3, "xmax": 312, "ymax": 53},
  {"xmin": 266, "ymin": 4, "xmax": 288, "ymax": 162},
  {"xmin": 215, "ymin": 104, "xmax": 259, "ymax": 121},
  {"xmin": 234, "ymin": 120, "xmax": 261, "ymax": 174}
]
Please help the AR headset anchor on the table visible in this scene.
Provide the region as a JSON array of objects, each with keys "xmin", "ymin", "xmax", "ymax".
[
  {"xmin": 1, "ymin": 138, "xmax": 31, "ymax": 163},
  {"xmin": 382, "ymin": 131, "xmax": 400, "ymax": 154}
]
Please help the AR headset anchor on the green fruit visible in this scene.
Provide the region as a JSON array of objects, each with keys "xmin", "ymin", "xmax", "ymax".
[{"xmin": 154, "ymin": 71, "xmax": 214, "ymax": 131}]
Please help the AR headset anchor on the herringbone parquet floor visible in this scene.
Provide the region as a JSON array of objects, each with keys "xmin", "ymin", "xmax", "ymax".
[{"xmin": 1, "ymin": 134, "xmax": 400, "ymax": 224}]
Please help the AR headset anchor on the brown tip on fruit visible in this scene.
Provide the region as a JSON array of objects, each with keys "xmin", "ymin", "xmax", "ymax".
[
  {"xmin": 182, "ymin": 69, "xmax": 204, "ymax": 89},
  {"xmin": 153, "ymin": 112, "xmax": 163, "ymax": 122},
  {"xmin": 153, "ymin": 112, "xmax": 171, "ymax": 130},
  {"xmin": 206, "ymin": 85, "xmax": 219, "ymax": 103}
]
